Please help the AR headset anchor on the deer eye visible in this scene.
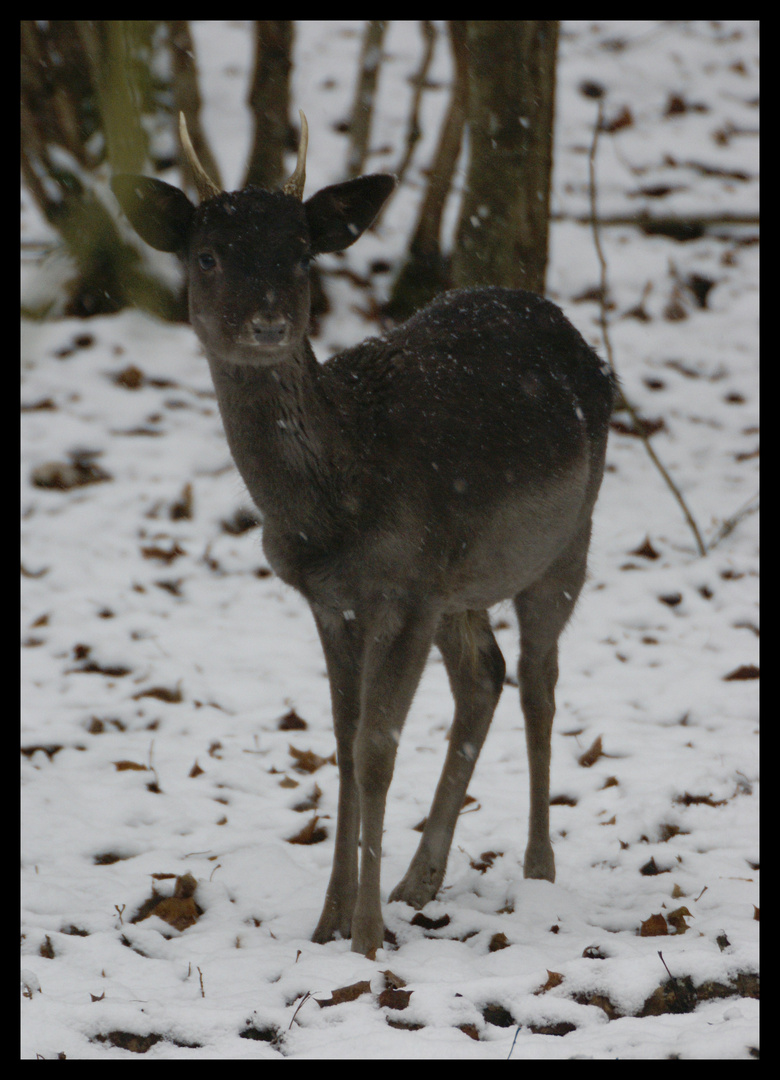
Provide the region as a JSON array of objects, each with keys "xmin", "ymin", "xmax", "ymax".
[{"xmin": 198, "ymin": 252, "xmax": 217, "ymax": 271}]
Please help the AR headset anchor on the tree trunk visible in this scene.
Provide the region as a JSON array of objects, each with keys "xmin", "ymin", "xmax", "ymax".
[
  {"xmin": 346, "ymin": 21, "xmax": 387, "ymax": 178},
  {"xmin": 245, "ymin": 21, "xmax": 293, "ymax": 191},
  {"xmin": 385, "ymin": 21, "xmax": 468, "ymax": 320},
  {"xmin": 452, "ymin": 20, "xmax": 559, "ymax": 294},
  {"xmin": 21, "ymin": 20, "xmax": 183, "ymax": 319},
  {"xmin": 171, "ymin": 20, "xmax": 223, "ymax": 192}
]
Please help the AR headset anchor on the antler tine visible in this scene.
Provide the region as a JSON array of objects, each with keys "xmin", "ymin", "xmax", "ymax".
[
  {"xmin": 178, "ymin": 112, "xmax": 221, "ymax": 202},
  {"xmin": 282, "ymin": 110, "xmax": 308, "ymax": 200}
]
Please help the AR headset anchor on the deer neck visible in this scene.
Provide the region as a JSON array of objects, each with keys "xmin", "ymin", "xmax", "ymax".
[{"xmin": 205, "ymin": 339, "xmax": 346, "ymax": 535}]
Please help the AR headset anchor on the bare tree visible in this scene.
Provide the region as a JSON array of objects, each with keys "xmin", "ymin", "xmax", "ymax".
[
  {"xmin": 170, "ymin": 20, "xmax": 223, "ymax": 193},
  {"xmin": 346, "ymin": 21, "xmax": 387, "ymax": 178},
  {"xmin": 385, "ymin": 22, "xmax": 468, "ymax": 320},
  {"xmin": 21, "ymin": 20, "xmax": 185, "ymax": 319},
  {"xmin": 21, "ymin": 20, "xmax": 558, "ymax": 323},
  {"xmin": 452, "ymin": 20, "xmax": 559, "ymax": 294},
  {"xmin": 245, "ymin": 21, "xmax": 294, "ymax": 190}
]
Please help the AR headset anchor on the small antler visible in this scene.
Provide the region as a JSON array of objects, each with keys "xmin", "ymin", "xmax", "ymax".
[
  {"xmin": 283, "ymin": 110, "xmax": 308, "ymax": 200},
  {"xmin": 179, "ymin": 112, "xmax": 221, "ymax": 202}
]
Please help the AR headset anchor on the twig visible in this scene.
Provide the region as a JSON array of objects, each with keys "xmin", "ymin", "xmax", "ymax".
[
  {"xmin": 345, "ymin": 21, "xmax": 387, "ymax": 178},
  {"xmin": 658, "ymin": 950, "xmax": 675, "ymax": 981},
  {"xmin": 389, "ymin": 21, "xmax": 437, "ymax": 190},
  {"xmin": 289, "ymin": 991, "xmax": 313, "ymax": 1029},
  {"xmin": 589, "ymin": 99, "xmax": 707, "ymax": 558},
  {"xmin": 706, "ymin": 494, "xmax": 758, "ymax": 552},
  {"xmin": 147, "ymin": 739, "xmax": 162, "ymax": 791}
]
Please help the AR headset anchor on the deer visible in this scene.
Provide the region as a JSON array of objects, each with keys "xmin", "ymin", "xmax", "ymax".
[{"xmin": 111, "ymin": 111, "xmax": 615, "ymax": 958}]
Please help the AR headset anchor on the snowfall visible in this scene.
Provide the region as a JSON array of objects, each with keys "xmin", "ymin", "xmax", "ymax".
[{"xmin": 21, "ymin": 21, "xmax": 759, "ymax": 1059}]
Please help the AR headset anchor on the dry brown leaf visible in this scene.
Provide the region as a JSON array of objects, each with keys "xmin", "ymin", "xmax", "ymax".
[
  {"xmin": 666, "ymin": 906, "xmax": 693, "ymax": 934},
  {"xmin": 578, "ymin": 735, "xmax": 604, "ymax": 768},
  {"xmin": 724, "ymin": 664, "xmax": 759, "ymax": 681},
  {"xmin": 378, "ymin": 987, "xmax": 413, "ymax": 1010},
  {"xmin": 287, "ymin": 816, "xmax": 327, "ymax": 845},
  {"xmin": 140, "ymin": 542, "xmax": 186, "ymax": 564},
  {"xmin": 488, "ymin": 932, "xmax": 510, "ymax": 953},
  {"xmin": 410, "ymin": 911, "xmax": 450, "ymax": 931},
  {"xmin": 288, "ymin": 744, "xmax": 336, "ymax": 773},
  {"xmin": 277, "ymin": 709, "xmax": 308, "ymax": 731},
  {"xmin": 639, "ymin": 913, "xmax": 669, "ymax": 937},
  {"xmin": 381, "ymin": 970, "xmax": 407, "ymax": 990},
  {"xmin": 535, "ymin": 970, "xmax": 564, "ymax": 994},
  {"xmin": 151, "ymin": 896, "xmax": 199, "ymax": 931},
  {"xmin": 316, "ymin": 980, "xmax": 372, "ymax": 1008},
  {"xmin": 133, "ymin": 685, "xmax": 183, "ymax": 703},
  {"xmin": 136, "ymin": 874, "xmax": 201, "ymax": 931}
]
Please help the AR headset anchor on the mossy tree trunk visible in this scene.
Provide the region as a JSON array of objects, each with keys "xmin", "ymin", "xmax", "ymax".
[{"xmin": 452, "ymin": 20, "xmax": 559, "ymax": 295}]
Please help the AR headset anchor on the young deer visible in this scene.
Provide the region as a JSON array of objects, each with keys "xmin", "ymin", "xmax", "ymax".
[{"xmin": 112, "ymin": 112, "xmax": 614, "ymax": 957}]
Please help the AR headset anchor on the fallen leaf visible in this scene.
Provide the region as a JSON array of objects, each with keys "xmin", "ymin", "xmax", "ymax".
[
  {"xmin": 278, "ymin": 709, "xmax": 307, "ymax": 731},
  {"xmin": 288, "ymin": 744, "xmax": 336, "ymax": 773},
  {"xmin": 378, "ymin": 987, "xmax": 413, "ymax": 1010},
  {"xmin": 410, "ymin": 911, "xmax": 450, "ymax": 931},
  {"xmin": 639, "ymin": 913, "xmax": 668, "ymax": 937},
  {"xmin": 724, "ymin": 664, "xmax": 759, "ymax": 681},
  {"xmin": 536, "ymin": 970, "xmax": 564, "ymax": 994},
  {"xmin": 578, "ymin": 736, "xmax": 604, "ymax": 768},
  {"xmin": 287, "ymin": 816, "xmax": 327, "ymax": 845},
  {"xmin": 488, "ymin": 932, "xmax": 510, "ymax": 953},
  {"xmin": 666, "ymin": 906, "xmax": 693, "ymax": 934},
  {"xmin": 316, "ymin": 980, "xmax": 371, "ymax": 1008},
  {"xmin": 381, "ymin": 970, "xmax": 407, "ymax": 990}
]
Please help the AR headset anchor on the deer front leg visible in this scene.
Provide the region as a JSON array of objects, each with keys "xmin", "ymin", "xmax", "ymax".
[
  {"xmin": 311, "ymin": 610, "xmax": 361, "ymax": 944},
  {"xmin": 349, "ymin": 606, "xmax": 438, "ymax": 957}
]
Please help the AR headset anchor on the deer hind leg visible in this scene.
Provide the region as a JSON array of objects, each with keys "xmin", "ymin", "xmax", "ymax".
[
  {"xmin": 514, "ymin": 523, "xmax": 592, "ymax": 882},
  {"xmin": 389, "ymin": 610, "xmax": 505, "ymax": 910}
]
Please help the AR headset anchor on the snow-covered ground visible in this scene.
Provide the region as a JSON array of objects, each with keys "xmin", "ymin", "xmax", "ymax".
[{"xmin": 22, "ymin": 21, "xmax": 758, "ymax": 1059}]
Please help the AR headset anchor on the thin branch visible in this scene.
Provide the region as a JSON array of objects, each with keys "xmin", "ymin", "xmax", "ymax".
[
  {"xmin": 345, "ymin": 21, "xmax": 387, "ymax": 178},
  {"xmin": 589, "ymin": 100, "xmax": 707, "ymax": 558},
  {"xmin": 389, "ymin": 21, "xmax": 437, "ymax": 188},
  {"xmin": 706, "ymin": 494, "xmax": 759, "ymax": 552},
  {"xmin": 553, "ymin": 211, "xmax": 759, "ymax": 232}
]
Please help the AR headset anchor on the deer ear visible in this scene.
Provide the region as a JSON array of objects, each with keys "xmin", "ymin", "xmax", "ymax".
[
  {"xmin": 305, "ymin": 174, "xmax": 396, "ymax": 255},
  {"xmin": 111, "ymin": 175, "xmax": 195, "ymax": 253}
]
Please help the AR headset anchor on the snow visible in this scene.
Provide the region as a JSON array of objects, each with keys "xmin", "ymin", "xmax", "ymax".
[{"xmin": 22, "ymin": 21, "xmax": 758, "ymax": 1059}]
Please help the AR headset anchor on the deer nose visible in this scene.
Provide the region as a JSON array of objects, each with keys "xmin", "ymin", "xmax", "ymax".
[{"xmin": 251, "ymin": 315, "xmax": 288, "ymax": 347}]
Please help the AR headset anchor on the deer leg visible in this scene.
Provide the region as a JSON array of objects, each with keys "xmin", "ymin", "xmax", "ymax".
[
  {"xmin": 514, "ymin": 525, "xmax": 591, "ymax": 882},
  {"xmin": 311, "ymin": 610, "xmax": 362, "ymax": 944},
  {"xmin": 349, "ymin": 606, "xmax": 438, "ymax": 957},
  {"xmin": 389, "ymin": 610, "xmax": 505, "ymax": 909}
]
